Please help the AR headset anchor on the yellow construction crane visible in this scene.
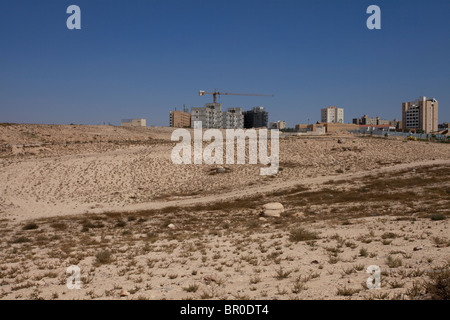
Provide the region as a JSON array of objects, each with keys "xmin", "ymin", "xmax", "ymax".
[{"xmin": 199, "ymin": 89, "xmax": 274, "ymax": 104}]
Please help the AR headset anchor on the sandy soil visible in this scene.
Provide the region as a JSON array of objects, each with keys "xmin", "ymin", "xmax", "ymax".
[{"xmin": 0, "ymin": 124, "xmax": 449, "ymax": 300}]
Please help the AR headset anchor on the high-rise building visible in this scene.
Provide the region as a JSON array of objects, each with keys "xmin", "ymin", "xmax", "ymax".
[
  {"xmin": 191, "ymin": 103, "xmax": 223, "ymax": 129},
  {"xmin": 402, "ymin": 96, "xmax": 438, "ymax": 133},
  {"xmin": 170, "ymin": 110, "xmax": 191, "ymax": 128},
  {"xmin": 243, "ymin": 107, "xmax": 268, "ymax": 128},
  {"xmin": 222, "ymin": 108, "xmax": 244, "ymax": 129},
  {"xmin": 321, "ymin": 106, "xmax": 344, "ymax": 123}
]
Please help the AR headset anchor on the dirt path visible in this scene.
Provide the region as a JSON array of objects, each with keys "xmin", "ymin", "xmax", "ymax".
[{"xmin": 85, "ymin": 158, "xmax": 450, "ymax": 215}]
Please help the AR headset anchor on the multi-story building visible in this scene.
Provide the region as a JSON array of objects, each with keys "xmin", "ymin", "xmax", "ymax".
[
  {"xmin": 243, "ymin": 107, "xmax": 268, "ymax": 128},
  {"xmin": 321, "ymin": 106, "xmax": 344, "ymax": 123},
  {"xmin": 269, "ymin": 121, "xmax": 286, "ymax": 130},
  {"xmin": 402, "ymin": 96, "xmax": 438, "ymax": 133},
  {"xmin": 170, "ymin": 110, "xmax": 191, "ymax": 128},
  {"xmin": 121, "ymin": 119, "xmax": 146, "ymax": 127},
  {"xmin": 353, "ymin": 115, "xmax": 390, "ymax": 126},
  {"xmin": 222, "ymin": 108, "xmax": 244, "ymax": 129},
  {"xmin": 191, "ymin": 103, "xmax": 223, "ymax": 129},
  {"xmin": 390, "ymin": 118, "xmax": 402, "ymax": 131}
]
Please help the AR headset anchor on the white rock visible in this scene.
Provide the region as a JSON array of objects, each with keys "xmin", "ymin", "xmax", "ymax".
[
  {"xmin": 262, "ymin": 202, "xmax": 284, "ymax": 218},
  {"xmin": 263, "ymin": 202, "xmax": 284, "ymax": 211}
]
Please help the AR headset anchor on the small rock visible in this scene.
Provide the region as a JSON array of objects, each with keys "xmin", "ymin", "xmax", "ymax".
[
  {"xmin": 216, "ymin": 167, "xmax": 226, "ymax": 173},
  {"xmin": 168, "ymin": 223, "xmax": 176, "ymax": 229},
  {"xmin": 120, "ymin": 290, "xmax": 130, "ymax": 297},
  {"xmin": 258, "ymin": 217, "xmax": 267, "ymax": 221},
  {"xmin": 337, "ymin": 139, "xmax": 344, "ymax": 144},
  {"xmin": 311, "ymin": 260, "xmax": 319, "ymax": 264},
  {"xmin": 413, "ymin": 246, "xmax": 423, "ymax": 251}
]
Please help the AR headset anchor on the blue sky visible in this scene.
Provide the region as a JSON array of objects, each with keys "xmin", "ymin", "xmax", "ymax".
[{"xmin": 1, "ymin": 0, "xmax": 449, "ymax": 127}]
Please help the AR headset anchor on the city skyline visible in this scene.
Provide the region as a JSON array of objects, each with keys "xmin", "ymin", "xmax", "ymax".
[{"xmin": 1, "ymin": 0, "xmax": 449, "ymax": 127}]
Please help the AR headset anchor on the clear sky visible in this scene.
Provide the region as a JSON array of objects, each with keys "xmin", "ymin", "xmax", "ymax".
[{"xmin": 1, "ymin": 0, "xmax": 449, "ymax": 127}]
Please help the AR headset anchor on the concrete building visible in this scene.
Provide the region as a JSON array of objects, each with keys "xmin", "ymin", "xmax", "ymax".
[
  {"xmin": 121, "ymin": 119, "xmax": 146, "ymax": 127},
  {"xmin": 243, "ymin": 107, "xmax": 268, "ymax": 128},
  {"xmin": 295, "ymin": 123, "xmax": 325, "ymax": 134},
  {"xmin": 170, "ymin": 110, "xmax": 191, "ymax": 128},
  {"xmin": 321, "ymin": 106, "xmax": 344, "ymax": 124},
  {"xmin": 353, "ymin": 115, "xmax": 390, "ymax": 126},
  {"xmin": 402, "ymin": 96, "xmax": 438, "ymax": 133},
  {"xmin": 269, "ymin": 121, "xmax": 286, "ymax": 130},
  {"xmin": 222, "ymin": 108, "xmax": 244, "ymax": 129},
  {"xmin": 191, "ymin": 103, "xmax": 223, "ymax": 129}
]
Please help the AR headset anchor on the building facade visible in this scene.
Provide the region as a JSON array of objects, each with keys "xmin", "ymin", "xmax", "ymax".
[
  {"xmin": 321, "ymin": 106, "xmax": 344, "ymax": 123},
  {"xmin": 170, "ymin": 110, "xmax": 191, "ymax": 128},
  {"xmin": 353, "ymin": 115, "xmax": 390, "ymax": 126},
  {"xmin": 269, "ymin": 121, "xmax": 286, "ymax": 130},
  {"xmin": 121, "ymin": 119, "xmax": 146, "ymax": 127},
  {"xmin": 402, "ymin": 96, "xmax": 438, "ymax": 133},
  {"xmin": 222, "ymin": 108, "xmax": 244, "ymax": 129},
  {"xmin": 191, "ymin": 103, "xmax": 223, "ymax": 129},
  {"xmin": 243, "ymin": 107, "xmax": 269, "ymax": 128}
]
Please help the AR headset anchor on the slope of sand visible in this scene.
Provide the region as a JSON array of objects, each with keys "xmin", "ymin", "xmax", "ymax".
[{"xmin": 1, "ymin": 124, "xmax": 450, "ymax": 221}]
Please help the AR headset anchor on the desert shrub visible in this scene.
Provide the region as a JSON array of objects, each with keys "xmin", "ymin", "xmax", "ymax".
[
  {"xmin": 289, "ymin": 227, "xmax": 320, "ymax": 242},
  {"xmin": 22, "ymin": 222, "xmax": 38, "ymax": 230},
  {"xmin": 95, "ymin": 250, "xmax": 113, "ymax": 264},
  {"xmin": 424, "ymin": 264, "xmax": 450, "ymax": 300}
]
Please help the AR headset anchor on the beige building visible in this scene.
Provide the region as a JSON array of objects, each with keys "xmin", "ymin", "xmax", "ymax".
[
  {"xmin": 321, "ymin": 106, "xmax": 344, "ymax": 123},
  {"xmin": 295, "ymin": 123, "xmax": 325, "ymax": 134},
  {"xmin": 170, "ymin": 110, "xmax": 191, "ymax": 128},
  {"xmin": 121, "ymin": 119, "xmax": 146, "ymax": 127},
  {"xmin": 402, "ymin": 96, "xmax": 438, "ymax": 133},
  {"xmin": 269, "ymin": 121, "xmax": 286, "ymax": 130},
  {"xmin": 353, "ymin": 115, "xmax": 390, "ymax": 126}
]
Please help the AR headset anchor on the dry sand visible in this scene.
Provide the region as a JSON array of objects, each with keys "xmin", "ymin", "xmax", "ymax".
[{"xmin": 0, "ymin": 124, "xmax": 449, "ymax": 300}]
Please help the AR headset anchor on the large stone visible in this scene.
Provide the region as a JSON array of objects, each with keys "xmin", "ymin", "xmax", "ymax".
[
  {"xmin": 216, "ymin": 167, "xmax": 226, "ymax": 173},
  {"xmin": 262, "ymin": 202, "xmax": 284, "ymax": 218},
  {"xmin": 263, "ymin": 203, "xmax": 284, "ymax": 210}
]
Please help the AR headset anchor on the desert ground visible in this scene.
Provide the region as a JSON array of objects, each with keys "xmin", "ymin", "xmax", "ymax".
[{"xmin": 0, "ymin": 123, "xmax": 449, "ymax": 300}]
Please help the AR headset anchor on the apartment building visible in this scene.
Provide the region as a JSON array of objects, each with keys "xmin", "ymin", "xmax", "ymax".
[
  {"xmin": 321, "ymin": 106, "xmax": 344, "ymax": 124},
  {"xmin": 243, "ymin": 107, "xmax": 269, "ymax": 128},
  {"xmin": 402, "ymin": 96, "xmax": 438, "ymax": 133},
  {"xmin": 191, "ymin": 103, "xmax": 223, "ymax": 129},
  {"xmin": 353, "ymin": 115, "xmax": 390, "ymax": 126},
  {"xmin": 222, "ymin": 108, "xmax": 244, "ymax": 129},
  {"xmin": 170, "ymin": 110, "xmax": 191, "ymax": 128}
]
